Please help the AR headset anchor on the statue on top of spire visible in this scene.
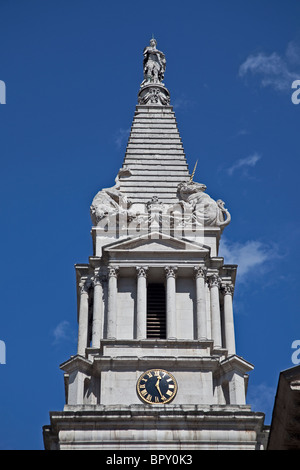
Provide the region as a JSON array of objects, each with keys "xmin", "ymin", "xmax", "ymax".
[
  {"xmin": 141, "ymin": 37, "xmax": 166, "ymax": 86},
  {"xmin": 138, "ymin": 37, "xmax": 170, "ymax": 105}
]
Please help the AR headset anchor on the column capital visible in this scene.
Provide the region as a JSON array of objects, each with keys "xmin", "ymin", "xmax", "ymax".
[
  {"xmin": 93, "ymin": 270, "xmax": 107, "ymax": 286},
  {"xmin": 107, "ymin": 265, "xmax": 119, "ymax": 278},
  {"xmin": 93, "ymin": 275, "xmax": 101, "ymax": 287},
  {"xmin": 194, "ymin": 265, "xmax": 207, "ymax": 279},
  {"xmin": 136, "ymin": 266, "xmax": 149, "ymax": 278},
  {"xmin": 207, "ymin": 273, "xmax": 221, "ymax": 288},
  {"xmin": 165, "ymin": 266, "xmax": 178, "ymax": 278},
  {"xmin": 79, "ymin": 277, "xmax": 92, "ymax": 294},
  {"xmin": 222, "ymin": 283, "xmax": 235, "ymax": 295}
]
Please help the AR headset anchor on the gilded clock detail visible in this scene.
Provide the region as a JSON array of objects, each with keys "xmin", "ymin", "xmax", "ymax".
[{"xmin": 136, "ymin": 369, "xmax": 177, "ymax": 404}]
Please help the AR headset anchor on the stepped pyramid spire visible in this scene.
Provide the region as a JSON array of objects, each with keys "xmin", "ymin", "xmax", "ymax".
[{"xmin": 119, "ymin": 37, "xmax": 190, "ymax": 204}]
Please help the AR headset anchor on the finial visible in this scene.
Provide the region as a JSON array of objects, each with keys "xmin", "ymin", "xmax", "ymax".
[{"xmin": 189, "ymin": 160, "xmax": 198, "ymax": 182}]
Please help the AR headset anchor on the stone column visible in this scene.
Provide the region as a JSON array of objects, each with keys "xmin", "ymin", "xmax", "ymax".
[
  {"xmin": 165, "ymin": 266, "xmax": 177, "ymax": 339},
  {"xmin": 222, "ymin": 284, "xmax": 236, "ymax": 355},
  {"xmin": 207, "ymin": 274, "xmax": 222, "ymax": 349},
  {"xmin": 194, "ymin": 266, "xmax": 207, "ymax": 340},
  {"xmin": 136, "ymin": 266, "xmax": 148, "ymax": 340},
  {"xmin": 107, "ymin": 266, "xmax": 119, "ymax": 339},
  {"xmin": 91, "ymin": 270, "xmax": 105, "ymax": 348},
  {"xmin": 77, "ymin": 278, "xmax": 91, "ymax": 356}
]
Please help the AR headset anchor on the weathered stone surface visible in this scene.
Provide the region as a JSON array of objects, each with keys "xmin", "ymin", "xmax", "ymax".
[
  {"xmin": 118, "ymin": 105, "xmax": 190, "ymax": 204},
  {"xmin": 43, "ymin": 404, "xmax": 268, "ymax": 450}
]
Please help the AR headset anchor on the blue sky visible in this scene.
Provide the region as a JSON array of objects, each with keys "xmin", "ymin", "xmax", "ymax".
[{"xmin": 0, "ymin": 0, "xmax": 299, "ymax": 449}]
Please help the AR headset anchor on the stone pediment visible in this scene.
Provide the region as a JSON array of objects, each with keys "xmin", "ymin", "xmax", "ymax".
[{"xmin": 104, "ymin": 232, "xmax": 210, "ymax": 254}]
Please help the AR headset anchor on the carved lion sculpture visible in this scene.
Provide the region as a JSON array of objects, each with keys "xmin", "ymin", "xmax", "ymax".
[
  {"xmin": 176, "ymin": 181, "xmax": 231, "ymax": 228},
  {"xmin": 90, "ymin": 167, "xmax": 132, "ymax": 225}
]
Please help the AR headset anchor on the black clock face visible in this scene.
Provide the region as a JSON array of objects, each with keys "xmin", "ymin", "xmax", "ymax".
[{"xmin": 137, "ymin": 369, "xmax": 177, "ymax": 404}]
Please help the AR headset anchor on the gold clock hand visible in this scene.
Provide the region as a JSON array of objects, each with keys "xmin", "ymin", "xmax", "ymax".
[{"xmin": 155, "ymin": 378, "xmax": 163, "ymax": 398}]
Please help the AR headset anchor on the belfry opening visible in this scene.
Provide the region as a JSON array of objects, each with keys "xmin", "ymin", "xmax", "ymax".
[{"xmin": 146, "ymin": 283, "xmax": 166, "ymax": 339}]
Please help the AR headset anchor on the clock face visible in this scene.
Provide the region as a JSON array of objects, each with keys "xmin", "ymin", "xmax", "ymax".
[{"xmin": 136, "ymin": 369, "xmax": 177, "ymax": 404}]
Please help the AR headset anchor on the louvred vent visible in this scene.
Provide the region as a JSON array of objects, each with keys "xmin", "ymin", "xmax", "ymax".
[{"xmin": 147, "ymin": 283, "xmax": 166, "ymax": 339}]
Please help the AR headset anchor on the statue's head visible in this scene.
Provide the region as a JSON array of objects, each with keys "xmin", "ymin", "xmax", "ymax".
[
  {"xmin": 117, "ymin": 166, "xmax": 132, "ymax": 179},
  {"xmin": 177, "ymin": 181, "xmax": 207, "ymax": 201},
  {"xmin": 150, "ymin": 38, "xmax": 157, "ymax": 48}
]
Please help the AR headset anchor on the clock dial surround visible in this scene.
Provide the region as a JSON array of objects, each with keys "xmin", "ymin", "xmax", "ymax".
[{"xmin": 136, "ymin": 369, "xmax": 177, "ymax": 404}]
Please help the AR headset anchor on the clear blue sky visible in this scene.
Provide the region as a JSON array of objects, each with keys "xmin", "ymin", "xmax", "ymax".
[{"xmin": 0, "ymin": 0, "xmax": 299, "ymax": 449}]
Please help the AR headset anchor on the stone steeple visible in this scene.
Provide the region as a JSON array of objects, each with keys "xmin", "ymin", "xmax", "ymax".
[
  {"xmin": 90, "ymin": 38, "xmax": 231, "ymax": 257},
  {"xmin": 120, "ymin": 41, "xmax": 190, "ymax": 204},
  {"xmin": 43, "ymin": 38, "xmax": 268, "ymax": 451},
  {"xmin": 106, "ymin": 37, "xmax": 190, "ymax": 204},
  {"xmin": 119, "ymin": 104, "xmax": 190, "ymax": 204}
]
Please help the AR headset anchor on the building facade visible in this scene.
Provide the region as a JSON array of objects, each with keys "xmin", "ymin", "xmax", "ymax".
[
  {"xmin": 43, "ymin": 38, "xmax": 268, "ymax": 450},
  {"xmin": 267, "ymin": 365, "xmax": 300, "ymax": 450}
]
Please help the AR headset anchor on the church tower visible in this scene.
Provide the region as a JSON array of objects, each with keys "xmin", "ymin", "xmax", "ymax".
[{"xmin": 43, "ymin": 38, "xmax": 268, "ymax": 450}]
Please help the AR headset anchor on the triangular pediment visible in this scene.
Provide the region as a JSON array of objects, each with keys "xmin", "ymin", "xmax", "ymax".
[{"xmin": 104, "ymin": 232, "xmax": 210, "ymax": 254}]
